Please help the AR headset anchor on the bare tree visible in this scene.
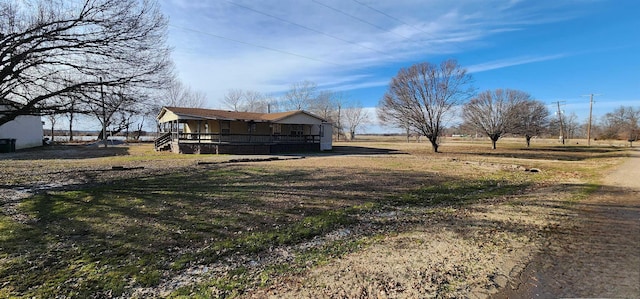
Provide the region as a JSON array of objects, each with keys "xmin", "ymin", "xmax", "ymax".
[
  {"xmin": 310, "ymin": 90, "xmax": 337, "ymax": 121},
  {"xmin": 65, "ymin": 97, "xmax": 83, "ymax": 142},
  {"xmin": 512, "ymin": 99, "xmax": 550, "ymax": 147},
  {"xmin": 45, "ymin": 113, "xmax": 60, "ymax": 144},
  {"xmin": 307, "ymin": 90, "xmax": 348, "ymax": 140},
  {"xmin": 223, "ymin": 89, "xmax": 268, "ymax": 112},
  {"xmin": 564, "ymin": 112, "xmax": 581, "ymax": 140},
  {"xmin": 463, "ymin": 89, "xmax": 533, "ymax": 149},
  {"xmin": 162, "ymin": 80, "xmax": 206, "ymax": 108},
  {"xmin": 223, "ymin": 89, "xmax": 245, "ymax": 111},
  {"xmin": 283, "ymin": 80, "xmax": 317, "ymax": 111},
  {"xmin": 343, "ymin": 102, "xmax": 369, "ymax": 140},
  {"xmin": 0, "ymin": 0, "xmax": 173, "ymax": 127},
  {"xmin": 310, "ymin": 92, "xmax": 346, "ymax": 141},
  {"xmin": 243, "ymin": 90, "xmax": 269, "ymax": 113},
  {"xmin": 89, "ymin": 85, "xmax": 145, "ymax": 146},
  {"xmin": 600, "ymin": 106, "xmax": 640, "ymax": 146},
  {"xmin": 377, "ymin": 106, "xmax": 414, "ymax": 142},
  {"xmin": 378, "ymin": 60, "xmax": 474, "ymax": 152}
]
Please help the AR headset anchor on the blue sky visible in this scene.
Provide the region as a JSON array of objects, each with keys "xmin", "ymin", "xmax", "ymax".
[{"xmin": 160, "ymin": 0, "xmax": 639, "ymax": 133}]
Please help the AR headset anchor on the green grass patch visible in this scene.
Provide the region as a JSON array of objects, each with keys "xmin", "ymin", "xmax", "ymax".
[
  {"xmin": 0, "ymin": 143, "xmax": 625, "ymax": 297},
  {"xmin": 395, "ymin": 179, "xmax": 530, "ymax": 206}
]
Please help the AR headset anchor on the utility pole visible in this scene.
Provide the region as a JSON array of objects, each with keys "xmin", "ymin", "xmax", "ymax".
[
  {"xmin": 582, "ymin": 93, "xmax": 600, "ymax": 146},
  {"xmin": 100, "ymin": 77, "xmax": 107, "ymax": 148},
  {"xmin": 587, "ymin": 94, "xmax": 594, "ymax": 146},
  {"xmin": 555, "ymin": 101, "xmax": 566, "ymax": 145}
]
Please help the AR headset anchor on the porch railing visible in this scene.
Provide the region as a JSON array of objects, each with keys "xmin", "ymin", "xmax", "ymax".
[
  {"xmin": 167, "ymin": 132, "xmax": 320, "ymax": 144},
  {"xmin": 154, "ymin": 132, "xmax": 172, "ymax": 150}
]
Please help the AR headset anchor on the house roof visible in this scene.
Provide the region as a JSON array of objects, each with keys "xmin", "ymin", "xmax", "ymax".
[{"xmin": 158, "ymin": 107, "xmax": 327, "ymax": 123}]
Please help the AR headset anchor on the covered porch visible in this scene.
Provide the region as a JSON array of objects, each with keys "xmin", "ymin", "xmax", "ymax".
[{"xmin": 155, "ymin": 107, "xmax": 332, "ymax": 154}]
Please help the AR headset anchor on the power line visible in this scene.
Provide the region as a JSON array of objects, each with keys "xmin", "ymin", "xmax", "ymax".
[
  {"xmin": 310, "ymin": 0, "xmax": 412, "ymax": 41},
  {"xmin": 168, "ymin": 24, "xmax": 342, "ymax": 66},
  {"xmin": 223, "ymin": 0, "xmax": 397, "ymax": 59},
  {"xmin": 350, "ymin": 0, "xmax": 465, "ymax": 52},
  {"xmin": 351, "ymin": 0, "xmax": 407, "ymax": 28}
]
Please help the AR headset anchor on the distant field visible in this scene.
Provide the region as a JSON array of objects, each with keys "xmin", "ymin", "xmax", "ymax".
[{"xmin": 0, "ymin": 140, "xmax": 630, "ymax": 298}]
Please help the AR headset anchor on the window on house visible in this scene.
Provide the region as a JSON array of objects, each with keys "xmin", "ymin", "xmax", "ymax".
[
  {"xmin": 221, "ymin": 121, "xmax": 230, "ymax": 134},
  {"xmin": 272, "ymin": 123, "xmax": 281, "ymax": 134},
  {"xmin": 290, "ymin": 124, "xmax": 303, "ymax": 136}
]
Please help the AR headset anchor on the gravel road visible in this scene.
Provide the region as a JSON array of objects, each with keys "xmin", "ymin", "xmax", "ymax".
[{"xmin": 494, "ymin": 148, "xmax": 640, "ymax": 298}]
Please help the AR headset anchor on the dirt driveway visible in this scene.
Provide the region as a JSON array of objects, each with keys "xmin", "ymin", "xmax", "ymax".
[{"xmin": 493, "ymin": 149, "xmax": 640, "ymax": 298}]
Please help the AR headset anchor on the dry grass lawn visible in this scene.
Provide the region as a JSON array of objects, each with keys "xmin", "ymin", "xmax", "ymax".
[{"xmin": 0, "ymin": 137, "xmax": 630, "ymax": 298}]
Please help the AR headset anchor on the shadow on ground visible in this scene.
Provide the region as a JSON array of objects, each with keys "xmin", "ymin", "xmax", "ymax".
[
  {"xmin": 318, "ymin": 145, "xmax": 407, "ymax": 156},
  {"xmin": 458, "ymin": 146, "xmax": 629, "ymax": 161},
  {"xmin": 0, "ymin": 144, "xmax": 130, "ymax": 160}
]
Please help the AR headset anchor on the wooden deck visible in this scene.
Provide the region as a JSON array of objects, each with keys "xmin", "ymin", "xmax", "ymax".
[{"xmin": 155, "ymin": 132, "xmax": 322, "ymax": 154}]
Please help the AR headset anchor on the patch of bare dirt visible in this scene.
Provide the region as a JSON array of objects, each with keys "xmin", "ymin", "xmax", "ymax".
[{"xmin": 244, "ymin": 185, "xmax": 581, "ymax": 299}]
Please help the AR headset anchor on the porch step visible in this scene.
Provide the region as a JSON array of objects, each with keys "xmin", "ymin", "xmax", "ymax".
[{"xmin": 154, "ymin": 132, "xmax": 172, "ymax": 151}]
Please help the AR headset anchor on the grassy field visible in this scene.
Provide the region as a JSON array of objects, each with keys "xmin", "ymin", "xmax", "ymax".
[{"xmin": 0, "ymin": 137, "xmax": 630, "ymax": 298}]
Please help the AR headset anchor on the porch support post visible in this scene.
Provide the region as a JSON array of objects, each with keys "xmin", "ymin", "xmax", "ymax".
[
  {"xmin": 197, "ymin": 120, "xmax": 202, "ymax": 143},
  {"xmin": 218, "ymin": 120, "xmax": 222, "ymax": 144}
]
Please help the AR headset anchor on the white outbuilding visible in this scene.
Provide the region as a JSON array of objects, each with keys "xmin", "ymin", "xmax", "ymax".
[{"xmin": 0, "ymin": 100, "xmax": 43, "ymax": 151}]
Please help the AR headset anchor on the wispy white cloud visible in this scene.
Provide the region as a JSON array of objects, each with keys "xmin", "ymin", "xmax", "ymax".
[
  {"xmin": 466, "ymin": 54, "xmax": 568, "ymax": 73},
  {"xmin": 159, "ymin": 0, "xmax": 598, "ymax": 108}
]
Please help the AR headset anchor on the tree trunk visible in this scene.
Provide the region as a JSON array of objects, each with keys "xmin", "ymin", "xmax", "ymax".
[
  {"xmin": 68, "ymin": 112, "xmax": 74, "ymax": 141},
  {"xmin": 491, "ymin": 138, "xmax": 497, "ymax": 150},
  {"xmin": 428, "ymin": 137, "xmax": 439, "ymax": 153},
  {"xmin": 525, "ymin": 135, "xmax": 532, "ymax": 148},
  {"xmin": 406, "ymin": 127, "xmax": 410, "ymax": 143}
]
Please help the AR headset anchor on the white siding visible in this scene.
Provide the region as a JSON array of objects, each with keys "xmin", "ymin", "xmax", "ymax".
[
  {"xmin": 0, "ymin": 115, "xmax": 43, "ymax": 149},
  {"xmin": 157, "ymin": 110, "xmax": 180, "ymax": 123},
  {"xmin": 275, "ymin": 113, "xmax": 323, "ymax": 125},
  {"xmin": 320, "ymin": 123, "xmax": 332, "ymax": 151}
]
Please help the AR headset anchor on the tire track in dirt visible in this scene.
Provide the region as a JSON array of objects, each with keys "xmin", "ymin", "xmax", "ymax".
[{"xmin": 494, "ymin": 149, "xmax": 640, "ymax": 298}]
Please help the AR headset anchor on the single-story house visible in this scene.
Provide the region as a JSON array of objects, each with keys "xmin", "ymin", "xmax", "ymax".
[
  {"xmin": 155, "ymin": 106, "xmax": 332, "ymax": 154},
  {"xmin": 0, "ymin": 100, "xmax": 43, "ymax": 151}
]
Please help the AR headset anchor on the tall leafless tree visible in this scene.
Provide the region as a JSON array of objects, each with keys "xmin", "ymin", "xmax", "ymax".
[
  {"xmin": 462, "ymin": 89, "xmax": 532, "ymax": 149},
  {"xmin": 0, "ymin": 0, "xmax": 173, "ymax": 127},
  {"xmin": 65, "ymin": 97, "xmax": 83, "ymax": 142},
  {"xmin": 378, "ymin": 60, "xmax": 474, "ymax": 152},
  {"xmin": 223, "ymin": 89, "xmax": 245, "ymax": 111},
  {"xmin": 377, "ymin": 106, "xmax": 415, "ymax": 142},
  {"xmin": 90, "ymin": 85, "xmax": 140, "ymax": 145},
  {"xmin": 223, "ymin": 89, "xmax": 269, "ymax": 112},
  {"xmin": 243, "ymin": 90, "xmax": 269, "ymax": 113},
  {"xmin": 512, "ymin": 99, "xmax": 550, "ymax": 147},
  {"xmin": 162, "ymin": 80, "xmax": 207, "ymax": 108},
  {"xmin": 283, "ymin": 80, "xmax": 317, "ymax": 111},
  {"xmin": 310, "ymin": 90, "xmax": 338, "ymax": 121},
  {"xmin": 600, "ymin": 106, "xmax": 640, "ymax": 146},
  {"xmin": 45, "ymin": 113, "xmax": 60, "ymax": 144},
  {"xmin": 564, "ymin": 112, "xmax": 581, "ymax": 140},
  {"xmin": 343, "ymin": 101, "xmax": 369, "ymax": 141}
]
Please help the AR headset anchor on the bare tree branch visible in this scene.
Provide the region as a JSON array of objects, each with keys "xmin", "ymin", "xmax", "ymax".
[
  {"xmin": 512, "ymin": 99, "xmax": 550, "ymax": 147},
  {"xmin": 0, "ymin": 0, "xmax": 173, "ymax": 126},
  {"xmin": 378, "ymin": 59, "xmax": 474, "ymax": 152},
  {"xmin": 283, "ymin": 80, "xmax": 317, "ymax": 111},
  {"xmin": 462, "ymin": 89, "xmax": 531, "ymax": 149},
  {"xmin": 343, "ymin": 101, "xmax": 369, "ymax": 140}
]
